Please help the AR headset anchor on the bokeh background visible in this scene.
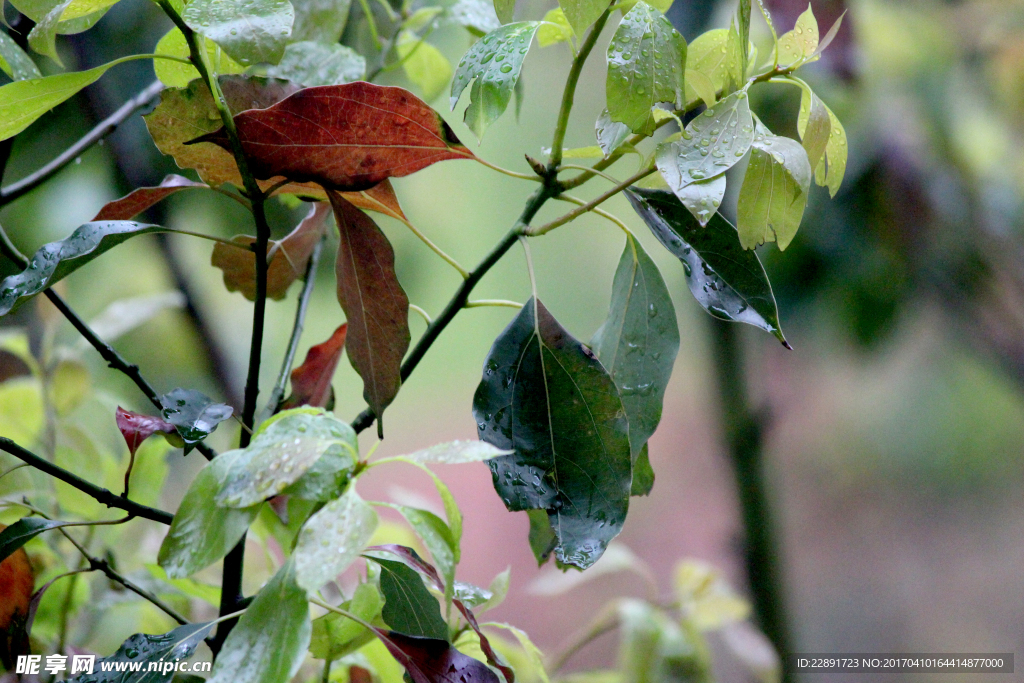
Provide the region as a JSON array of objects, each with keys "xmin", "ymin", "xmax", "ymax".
[{"xmin": 2, "ymin": 0, "xmax": 1024, "ymax": 681}]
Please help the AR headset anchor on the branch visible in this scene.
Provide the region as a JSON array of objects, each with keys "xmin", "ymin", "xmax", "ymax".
[
  {"xmin": 0, "ymin": 438, "xmax": 174, "ymax": 525},
  {"xmin": 527, "ymin": 165, "xmax": 656, "ymax": 236}
]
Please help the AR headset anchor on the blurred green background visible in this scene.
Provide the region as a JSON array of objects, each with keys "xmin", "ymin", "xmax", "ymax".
[{"xmin": 3, "ymin": 0, "xmax": 1024, "ymax": 680}]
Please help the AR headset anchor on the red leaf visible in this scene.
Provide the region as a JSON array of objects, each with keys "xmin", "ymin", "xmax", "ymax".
[
  {"xmin": 329, "ymin": 191, "xmax": 410, "ymax": 435},
  {"xmin": 211, "ymin": 201, "xmax": 332, "ymax": 301},
  {"xmin": 116, "ymin": 406, "xmax": 176, "ymax": 457},
  {"xmin": 282, "ymin": 323, "xmax": 348, "ymax": 410},
  {"xmin": 187, "ymin": 82, "xmax": 475, "ymax": 191},
  {"xmin": 373, "ymin": 630, "xmax": 500, "ymax": 683},
  {"xmin": 0, "ymin": 524, "xmax": 34, "ymax": 670},
  {"xmin": 93, "ymin": 175, "xmax": 208, "ymax": 221}
]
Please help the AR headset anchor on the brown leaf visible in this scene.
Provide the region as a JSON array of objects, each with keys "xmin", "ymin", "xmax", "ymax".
[
  {"xmin": 282, "ymin": 323, "xmax": 348, "ymax": 410},
  {"xmin": 212, "ymin": 201, "xmax": 332, "ymax": 301},
  {"xmin": 116, "ymin": 406, "xmax": 177, "ymax": 457},
  {"xmin": 187, "ymin": 82, "xmax": 475, "ymax": 191},
  {"xmin": 0, "ymin": 524, "xmax": 34, "ymax": 670},
  {"xmin": 93, "ymin": 175, "xmax": 208, "ymax": 221},
  {"xmin": 372, "ymin": 630, "xmax": 500, "ymax": 683},
  {"xmin": 329, "ymin": 190, "xmax": 410, "ymax": 435}
]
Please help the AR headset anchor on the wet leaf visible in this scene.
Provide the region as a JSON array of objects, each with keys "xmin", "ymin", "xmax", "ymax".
[
  {"xmin": 374, "ymin": 630, "xmax": 500, "ymax": 683},
  {"xmin": 158, "ymin": 449, "xmax": 262, "ymax": 578},
  {"xmin": 27, "ymin": 0, "xmax": 74, "ymax": 65},
  {"xmin": 388, "ymin": 505, "xmax": 456, "ymax": 599},
  {"xmin": 397, "ymin": 33, "xmax": 453, "ymax": 102},
  {"xmin": 189, "ymin": 82, "xmax": 474, "ymax": 191},
  {"xmin": 282, "ymin": 323, "xmax": 348, "ymax": 410},
  {"xmin": 398, "ymin": 440, "xmax": 509, "ymax": 465},
  {"xmin": 538, "ymin": 8, "xmax": 573, "ymax": 47},
  {"xmin": 557, "ymin": 0, "xmax": 604, "ymax": 37},
  {"xmin": 0, "ymin": 221, "xmax": 168, "ymax": 316},
  {"xmin": 65, "ymin": 621, "xmax": 215, "ymax": 683},
  {"xmin": 329, "ymin": 191, "xmax": 410, "ymax": 435},
  {"xmin": 684, "ymin": 68, "xmax": 715, "ymax": 109},
  {"xmin": 777, "ymin": 4, "xmax": 817, "ymax": 66},
  {"xmin": 291, "ymin": 0, "xmax": 351, "ymax": 43},
  {"xmin": 93, "ymin": 175, "xmax": 208, "ymax": 221},
  {"xmin": 0, "ymin": 31, "xmax": 41, "ymax": 81},
  {"xmin": 795, "ymin": 85, "xmax": 829, "ymax": 172},
  {"xmin": 808, "ymin": 11, "xmax": 844, "ymax": 60},
  {"xmin": 451, "ymin": 22, "xmax": 540, "ymax": 140},
  {"xmin": 282, "ymin": 445, "xmax": 354, "ymax": 501},
  {"xmin": 265, "ymin": 41, "xmax": 365, "ymax": 86},
  {"xmin": 453, "ymin": 582, "xmax": 491, "ymax": 608},
  {"xmin": 596, "ymin": 109, "xmax": 631, "ymax": 157},
  {"xmin": 208, "ymin": 560, "xmax": 311, "ymax": 683},
  {"xmin": 606, "ymin": 2, "xmax": 686, "ymax": 135},
  {"xmin": 591, "ymin": 236, "xmax": 679, "ymax": 480},
  {"xmin": 369, "ymin": 556, "xmax": 448, "ymax": 640},
  {"xmin": 310, "ymin": 581, "xmax": 382, "ymax": 659},
  {"xmin": 625, "ymin": 188, "xmax": 787, "ymax": 345},
  {"xmin": 655, "ymin": 89, "xmax": 754, "ymax": 190},
  {"xmin": 294, "ymin": 487, "xmax": 377, "ymax": 592},
  {"xmin": 154, "ymin": 28, "xmax": 245, "ymax": 88},
  {"xmin": 211, "ymin": 201, "xmax": 331, "ymax": 301},
  {"xmin": 473, "ymin": 297, "xmax": 632, "ymax": 570},
  {"xmin": 683, "ymin": 28, "xmax": 741, "ymax": 105},
  {"xmin": 631, "ymin": 445, "xmax": 654, "ymax": 496},
  {"xmin": 449, "ymin": 0, "xmax": 500, "ymax": 36},
  {"xmin": 0, "ymin": 517, "xmax": 59, "ymax": 564},
  {"xmin": 797, "ymin": 87, "xmax": 846, "ymax": 197},
  {"xmin": 116, "ymin": 406, "xmax": 177, "ymax": 457},
  {"xmin": 736, "ymin": 125, "xmax": 811, "ymax": 251},
  {"xmin": 183, "ymin": 0, "xmax": 295, "ymax": 67},
  {"xmin": 673, "ymin": 174, "xmax": 726, "ymax": 226},
  {"xmin": 159, "ymin": 387, "xmax": 233, "ymax": 452}
]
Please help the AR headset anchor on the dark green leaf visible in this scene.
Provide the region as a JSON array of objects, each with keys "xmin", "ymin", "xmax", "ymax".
[
  {"xmin": 183, "ymin": 0, "xmax": 295, "ymax": 67},
  {"xmin": 159, "ymin": 387, "xmax": 232, "ymax": 452},
  {"xmin": 374, "ymin": 630, "xmax": 500, "ymax": 683},
  {"xmin": 592, "ymin": 236, "xmax": 679, "ymax": 475},
  {"xmin": 291, "ymin": 0, "xmax": 351, "ymax": 42},
  {"xmin": 309, "ymin": 581, "xmax": 382, "ymax": 659},
  {"xmin": 208, "ymin": 560, "xmax": 312, "ymax": 683},
  {"xmin": 606, "ymin": 2, "xmax": 685, "ymax": 135},
  {"xmin": 0, "ymin": 222, "xmax": 168, "ymax": 315},
  {"xmin": 293, "ymin": 487, "xmax": 377, "ymax": 593},
  {"xmin": 492, "ymin": 0, "xmax": 513, "ymax": 24},
  {"xmin": 557, "ymin": 0, "xmax": 604, "ymax": 37},
  {"xmin": 631, "ymin": 444, "xmax": 654, "ymax": 496},
  {"xmin": 0, "ymin": 517, "xmax": 60, "ymax": 563},
  {"xmin": 451, "ymin": 22, "xmax": 539, "ymax": 140},
  {"xmin": 369, "ymin": 556, "xmax": 448, "ymax": 640},
  {"xmin": 526, "ymin": 509, "xmax": 556, "ymax": 566},
  {"xmin": 736, "ymin": 125, "xmax": 811, "ymax": 251},
  {"xmin": 596, "ymin": 109, "xmax": 631, "ymax": 157},
  {"xmin": 65, "ymin": 621, "xmax": 214, "ymax": 683},
  {"xmin": 0, "ymin": 31, "xmax": 41, "ymax": 81},
  {"xmin": 265, "ymin": 41, "xmax": 365, "ymax": 86},
  {"xmin": 474, "ymin": 297, "xmax": 632, "ymax": 570},
  {"xmin": 389, "ymin": 505, "xmax": 456, "ymax": 599},
  {"xmin": 625, "ymin": 188, "xmax": 787, "ymax": 345}
]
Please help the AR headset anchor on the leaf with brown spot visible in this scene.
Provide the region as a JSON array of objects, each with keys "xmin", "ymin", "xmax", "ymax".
[
  {"xmin": 116, "ymin": 406, "xmax": 178, "ymax": 457},
  {"xmin": 212, "ymin": 201, "xmax": 331, "ymax": 301},
  {"xmin": 329, "ymin": 191, "xmax": 410, "ymax": 436},
  {"xmin": 93, "ymin": 175, "xmax": 208, "ymax": 221},
  {"xmin": 281, "ymin": 323, "xmax": 348, "ymax": 410},
  {"xmin": 187, "ymin": 82, "xmax": 475, "ymax": 191},
  {"xmin": 0, "ymin": 523, "xmax": 33, "ymax": 671}
]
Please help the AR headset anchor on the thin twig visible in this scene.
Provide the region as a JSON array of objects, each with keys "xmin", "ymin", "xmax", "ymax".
[
  {"xmin": 528, "ymin": 165, "xmax": 656, "ymax": 236},
  {"xmin": 464, "ymin": 299, "xmax": 524, "ymax": 309},
  {"xmin": 409, "ymin": 303, "xmax": 432, "ymax": 324},
  {"xmin": 475, "ymin": 157, "xmax": 542, "ymax": 182},
  {"xmin": 557, "ymin": 163, "xmax": 622, "ymax": 185},
  {"xmin": 555, "ymin": 194, "xmax": 634, "ymax": 237},
  {"xmin": 397, "ymin": 217, "xmax": 469, "ymax": 278}
]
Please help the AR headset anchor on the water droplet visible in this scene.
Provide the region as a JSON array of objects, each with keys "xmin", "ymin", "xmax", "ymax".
[
  {"xmin": 647, "ymin": 303, "xmax": 657, "ymax": 317},
  {"xmin": 704, "ymin": 109, "xmax": 715, "ymax": 117},
  {"xmin": 500, "ymin": 64, "xmax": 512, "ymax": 73}
]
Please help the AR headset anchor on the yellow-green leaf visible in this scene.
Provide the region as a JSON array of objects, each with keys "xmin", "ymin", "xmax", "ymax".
[
  {"xmin": 0, "ymin": 61, "xmax": 115, "ymax": 141},
  {"xmin": 538, "ymin": 7, "xmax": 573, "ymax": 47},
  {"xmin": 776, "ymin": 3, "xmax": 818, "ymax": 66},
  {"xmin": 397, "ymin": 32, "xmax": 452, "ymax": 102},
  {"xmin": 154, "ymin": 28, "xmax": 245, "ymax": 88}
]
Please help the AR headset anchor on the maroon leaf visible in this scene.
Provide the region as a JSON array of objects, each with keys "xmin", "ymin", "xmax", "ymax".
[
  {"xmin": 116, "ymin": 406, "xmax": 176, "ymax": 457},
  {"xmin": 0, "ymin": 525, "xmax": 33, "ymax": 670},
  {"xmin": 329, "ymin": 191, "xmax": 410, "ymax": 436},
  {"xmin": 186, "ymin": 82, "xmax": 476, "ymax": 191},
  {"xmin": 211, "ymin": 201, "xmax": 332, "ymax": 301},
  {"xmin": 372, "ymin": 629, "xmax": 500, "ymax": 683},
  {"xmin": 282, "ymin": 323, "xmax": 348, "ymax": 410},
  {"xmin": 349, "ymin": 665, "xmax": 374, "ymax": 683},
  {"xmin": 93, "ymin": 175, "xmax": 208, "ymax": 221}
]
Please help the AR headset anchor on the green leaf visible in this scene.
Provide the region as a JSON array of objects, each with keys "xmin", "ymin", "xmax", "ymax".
[
  {"xmin": 684, "ymin": 68, "xmax": 716, "ymax": 109},
  {"xmin": 449, "ymin": 0, "xmax": 501, "ymax": 37},
  {"xmin": 291, "ymin": 0, "xmax": 351, "ymax": 42},
  {"xmin": 0, "ymin": 221, "xmax": 168, "ymax": 315},
  {"xmin": 655, "ymin": 89, "xmax": 753, "ymax": 191},
  {"xmin": 673, "ymin": 174, "xmax": 726, "ymax": 226},
  {"xmin": 282, "ymin": 445, "xmax": 354, "ymax": 501},
  {"xmin": 683, "ymin": 28, "xmax": 741, "ymax": 105},
  {"xmin": 154, "ymin": 28, "xmax": 245, "ymax": 88},
  {"xmin": 0, "ymin": 31, "xmax": 41, "ymax": 80},
  {"xmin": 405, "ymin": 7, "xmax": 444, "ymax": 32},
  {"xmin": 591, "ymin": 235, "xmax": 679, "ymax": 475},
  {"xmin": 265, "ymin": 40, "xmax": 365, "ymax": 86},
  {"xmin": 0, "ymin": 517, "xmax": 60, "ymax": 563},
  {"xmin": 481, "ymin": 622, "xmax": 551, "ymax": 683},
  {"xmin": 478, "ymin": 568, "xmax": 510, "ymax": 613},
  {"xmin": 293, "ymin": 487, "xmax": 378, "ymax": 593},
  {"xmin": 450, "ymin": 21, "xmax": 539, "ymax": 140},
  {"xmin": 369, "ymin": 556, "xmax": 449, "ymax": 640},
  {"xmin": 217, "ymin": 409, "xmax": 357, "ymax": 507},
  {"xmin": 159, "ymin": 387, "xmax": 233, "ymax": 452},
  {"xmin": 9, "ymin": 0, "xmax": 107, "ymax": 33},
  {"xmin": 65, "ymin": 621, "xmax": 215, "ymax": 683},
  {"xmin": 526, "ymin": 509, "xmax": 556, "ymax": 566},
  {"xmin": 492, "ymin": 0, "xmax": 514, "ymax": 24},
  {"xmin": 145, "ymin": 564, "xmax": 221, "ymax": 606},
  {"xmin": 617, "ymin": 0, "xmax": 673, "ymax": 13},
  {"xmin": 183, "ymin": 0, "xmax": 295, "ymax": 67},
  {"xmin": 736, "ymin": 124, "xmax": 811, "ymax": 251},
  {"xmin": 793, "ymin": 82, "xmax": 828, "ymax": 171},
  {"xmin": 738, "ymin": 0, "xmax": 751, "ymax": 70},
  {"xmin": 388, "ymin": 505, "xmax": 456, "ymax": 601},
  {"xmin": 631, "ymin": 445, "xmax": 654, "ymax": 496},
  {"xmin": 453, "ymin": 582, "xmax": 491, "ymax": 608},
  {"xmin": 596, "ymin": 108, "xmax": 631, "ymax": 157},
  {"xmin": 398, "ymin": 440, "xmax": 509, "ymax": 465},
  {"xmin": 606, "ymin": 2, "xmax": 685, "ymax": 135},
  {"xmin": 208, "ymin": 560, "xmax": 312, "ymax": 683},
  {"xmin": 158, "ymin": 449, "xmax": 262, "ymax": 578},
  {"xmin": 537, "ymin": 8, "xmax": 573, "ymax": 48},
  {"xmin": 777, "ymin": 3, "xmax": 817, "ymax": 66},
  {"xmin": 625, "ymin": 188, "xmax": 786, "ymax": 345},
  {"xmin": 616, "ymin": 599, "xmax": 706, "ymax": 683},
  {"xmin": 397, "ymin": 33, "xmax": 452, "ymax": 102},
  {"xmin": 474, "ymin": 297, "xmax": 632, "ymax": 570},
  {"xmin": 309, "ymin": 581, "xmax": 382, "ymax": 659},
  {"xmin": 797, "ymin": 87, "xmax": 846, "ymax": 197},
  {"xmin": 390, "ymin": 457, "xmax": 464, "ymax": 556},
  {"xmin": 27, "ymin": 0, "xmax": 73, "ymax": 64},
  {"xmin": 557, "ymin": 0, "xmax": 604, "ymax": 37}
]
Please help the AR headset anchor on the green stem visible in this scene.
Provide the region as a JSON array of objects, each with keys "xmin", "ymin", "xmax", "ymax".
[{"xmin": 528, "ymin": 164, "xmax": 656, "ymax": 236}]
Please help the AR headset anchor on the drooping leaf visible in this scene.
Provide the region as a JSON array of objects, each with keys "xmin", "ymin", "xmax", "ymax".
[
  {"xmin": 596, "ymin": 109, "xmax": 631, "ymax": 157},
  {"xmin": 291, "ymin": 0, "xmax": 351, "ymax": 43},
  {"xmin": 736, "ymin": 125, "xmax": 811, "ymax": 251},
  {"xmin": 208, "ymin": 560, "xmax": 312, "ymax": 683},
  {"xmin": 449, "ymin": 0, "xmax": 500, "ymax": 36},
  {"xmin": 397, "ymin": 33, "xmax": 453, "ymax": 102},
  {"xmin": 93, "ymin": 175, "xmax": 208, "ymax": 221},
  {"xmin": 368, "ymin": 556, "xmax": 448, "ymax": 640},
  {"xmin": 7, "ymin": 0, "xmax": 104, "ymax": 33},
  {"xmin": 625, "ymin": 188, "xmax": 787, "ymax": 344},
  {"xmin": 591, "ymin": 236, "xmax": 679, "ymax": 479},
  {"xmin": 631, "ymin": 445, "xmax": 654, "ymax": 496},
  {"xmin": 329, "ymin": 191, "xmax": 410, "ymax": 435},
  {"xmin": 282, "ymin": 323, "xmax": 347, "ymax": 410},
  {"xmin": 265, "ymin": 41, "xmax": 366, "ymax": 86},
  {"xmin": 0, "ymin": 31, "xmax": 41, "ymax": 81},
  {"xmin": 794, "ymin": 84, "xmax": 829, "ymax": 172},
  {"xmin": 64, "ymin": 621, "xmax": 215, "ymax": 683},
  {"xmin": 217, "ymin": 409, "xmax": 357, "ymax": 508},
  {"xmin": 537, "ymin": 8, "xmax": 573, "ymax": 47},
  {"xmin": 492, "ymin": 0, "xmax": 514, "ymax": 24},
  {"xmin": 0, "ymin": 529, "xmax": 33, "ymax": 670},
  {"xmin": 797, "ymin": 87, "xmax": 846, "ymax": 197},
  {"xmin": 154, "ymin": 28, "xmax": 245, "ymax": 88},
  {"xmin": 309, "ymin": 581, "xmax": 383, "ymax": 659},
  {"xmin": 115, "ymin": 406, "xmax": 178, "ymax": 457},
  {"xmin": 398, "ymin": 440, "xmax": 509, "ymax": 465},
  {"xmin": 683, "ymin": 28, "xmax": 741, "ymax": 105},
  {"xmin": 211, "ymin": 201, "xmax": 331, "ymax": 301},
  {"xmin": 655, "ymin": 89, "xmax": 754, "ymax": 192},
  {"xmin": 0, "ymin": 221, "xmax": 169, "ymax": 316},
  {"xmin": 183, "ymin": 0, "xmax": 295, "ymax": 67},
  {"xmin": 188, "ymin": 82, "xmax": 474, "ymax": 191},
  {"xmin": 474, "ymin": 297, "xmax": 632, "ymax": 570},
  {"xmin": 159, "ymin": 387, "xmax": 233, "ymax": 452},
  {"xmin": 450, "ymin": 22, "xmax": 540, "ymax": 140},
  {"xmin": 293, "ymin": 486, "xmax": 376, "ymax": 593},
  {"xmin": 0, "ymin": 518, "xmax": 60, "ymax": 564},
  {"xmin": 158, "ymin": 449, "xmax": 262, "ymax": 578},
  {"xmin": 374, "ymin": 630, "xmax": 500, "ymax": 683},
  {"xmin": 606, "ymin": 2, "xmax": 686, "ymax": 135},
  {"xmin": 557, "ymin": 0, "xmax": 604, "ymax": 38},
  {"xmin": 673, "ymin": 174, "xmax": 726, "ymax": 226}
]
